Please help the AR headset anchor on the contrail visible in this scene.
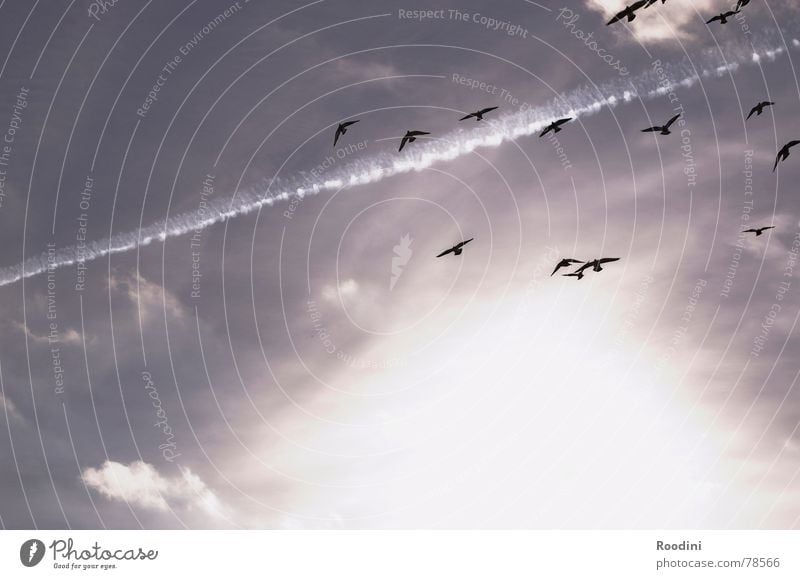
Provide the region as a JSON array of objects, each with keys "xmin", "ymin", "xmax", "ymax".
[{"xmin": 0, "ymin": 33, "xmax": 794, "ymax": 288}]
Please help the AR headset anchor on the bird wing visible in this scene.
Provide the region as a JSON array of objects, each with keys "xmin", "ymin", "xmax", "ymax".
[
  {"xmin": 607, "ymin": 12, "xmax": 624, "ymax": 24},
  {"xmin": 706, "ymin": 15, "xmax": 721, "ymax": 23},
  {"xmin": 399, "ymin": 137, "xmax": 409, "ymax": 152},
  {"xmin": 409, "ymin": 131, "xmax": 430, "ymax": 137},
  {"xmin": 551, "ymin": 263, "xmax": 564, "ymax": 276},
  {"xmin": 539, "ymin": 126, "xmax": 552, "ymax": 137},
  {"xmin": 665, "ymin": 113, "xmax": 681, "ymax": 128},
  {"xmin": 641, "ymin": 126, "xmax": 660, "ymax": 132},
  {"xmin": 746, "ymin": 106, "xmax": 758, "ymax": 120},
  {"xmin": 436, "ymin": 247, "xmax": 454, "ymax": 258},
  {"xmin": 461, "ymin": 238, "xmax": 474, "ymax": 247},
  {"xmin": 344, "ymin": 120, "xmax": 359, "ymax": 128},
  {"xmin": 597, "ymin": 258, "xmax": 620, "ymax": 265},
  {"xmin": 459, "ymin": 113, "xmax": 475, "ymax": 121},
  {"xmin": 773, "ymin": 153, "xmax": 781, "ymax": 172},
  {"xmin": 556, "ymin": 117, "xmax": 572, "ymax": 126},
  {"xmin": 480, "ymin": 106, "xmax": 499, "ymax": 115},
  {"xmin": 742, "ymin": 229, "xmax": 757, "ymax": 233}
]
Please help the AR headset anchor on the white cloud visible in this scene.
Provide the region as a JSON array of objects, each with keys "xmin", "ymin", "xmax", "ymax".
[
  {"xmin": 81, "ymin": 460, "xmax": 224, "ymax": 516},
  {"xmin": 321, "ymin": 278, "xmax": 359, "ymax": 303},
  {"xmin": 0, "ymin": 393, "xmax": 23, "ymax": 422},
  {"xmin": 586, "ymin": 0, "xmax": 718, "ymax": 43}
]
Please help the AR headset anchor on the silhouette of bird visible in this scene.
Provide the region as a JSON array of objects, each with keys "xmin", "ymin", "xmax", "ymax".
[
  {"xmin": 746, "ymin": 101, "xmax": 775, "ymax": 120},
  {"xmin": 743, "ymin": 226, "xmax": 775, "ymax": 236},
  {"xmin": 399, "ymin": 130, "xmax": 430, "ymax": 152},
  {"xmin": 564, "ymin": 272, "xmax": 586, "ymax": 280},
  {"xmin": 773, "ymin": 140, "xmax": 800, "ymax": 172},
  {"xmin": 706, "ymin": 10, "xmax": 740, "ymax": 24},
  {"xmin": 539, "ymin": 117, "xmax": 572, "ymax": 137},
  {"xmin": 607, "ymin": 1, "xmax": 647, "ymax": 24},
  {"xmin": 436, "ymin": 238, "xmax": 474, "ymax": 258},
  {"xmin": 590, "ymin": 257, "xmax": 621, "ymax": 271},
  {"xmin": 459, "ymin": 106, "xmax": 499, "ymax": 121},
  {"xmin": 642, "ymin": 113, "xmax": 681, "ymax": 135},
  {"xmin": 568, "ymin": 258, "xmax": 621, "ymax": 279},
  {"xmin": 552, "ymin": 258, "xmax": 584, "ymax": 276},
  {"xmin": 333, "ymin": 120, "xmax": 359, "ymax": 147}
]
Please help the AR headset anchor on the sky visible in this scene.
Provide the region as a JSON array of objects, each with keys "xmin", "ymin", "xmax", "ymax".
[{"xmin": 1, "ymin": 0, "xmax": 800, "ymax": 529}]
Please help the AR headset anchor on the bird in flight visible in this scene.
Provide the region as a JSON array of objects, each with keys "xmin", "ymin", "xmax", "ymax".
[
  {"xmin": 459, "ymin": 106, "xmax": 499, "ymax": 121},
  {"xmin": 565, "ymin": 258, "xmax": 621, "ymax": 279},
  {"xmin": 642, "ymin": 113, "xmax": 681, "ymax": 135},
  {"xmin": 746, "ymin": 101, "xmax": 775, "ymax": 120},
  {"xmin": 333, "ymin": 120, "xmax": 359, "ymax": 147},
  {"xmin": 551, "ymin": 258, "xmax": 584, "ymax": 276},
  {"xmin": 399, "ymin": 130, "xmax": 430, "ymax": 152},
  {"xmin": 539, "ymin": 117, "xmax": 572, "ymax": 137},
  {"xmin": 773, "ymin": 140, "xmax": 800, "ymax": 172},
  {"xmin": 743, "ymin": 226, "xmax": 776, "ymax": 237},
  {"xmin": 436, "ymin": 238, "xmax": 474, "ymax": 258},
  {"xmin": 706, "ymin": 10, "xmax": 740, "ymax": 24},
  {"xmin": 607, "ymin": 1, "xmax": 647, "ymax": 25}
]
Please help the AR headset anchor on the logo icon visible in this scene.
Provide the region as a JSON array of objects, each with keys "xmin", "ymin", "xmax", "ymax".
[
  {"xmin": 390, "ymin": 234, "xmax": 413, "ymax": 291},
  {"xmin": 20, "ymin": 539, "xmax": 45, "ymax": 567}
]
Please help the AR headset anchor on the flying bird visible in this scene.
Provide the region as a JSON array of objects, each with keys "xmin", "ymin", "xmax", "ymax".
[
  {"xmin": 539, "ymin": 117, "xmax": 572, "ymax": 137},
  {"xmin": 743, "ymin": 226, "xmax": 775, "ymax": 236},
  {"xmin": 568, "ymin": 258, "xmax": 621, "ymax": 278},
  {"xmin": 563, "ymin": 272, "xmax": 586, "ymax": 280},
  {"xmin": 706, "ymin": 10, "xmax": 740, "ymax": 24},
  {"xmin": 773, "ymin": 140, "xmax": 800, "ymax": 172},
  {"xmin": 590, "ymin": 257, "xmax": 621, "ymax": 271},
  {"xmin": 459, "ymin": 106, "xmax": 499, "ymax": 121},
  {"xmin": 333, "ymin": 120, "xmax": 359, "ymax": 147},
  {"xmin": 436, "ymin": 238, "xmax": 474, "ymax": 258},
  {"xmin": 746, "ymin": 101, "xmax": 775, "ymax": 120},
  {"xmin": 607, "ymin": 1, "xmax": 647, "ymax": 25},
  {"xmin": 641, "ymin": 113, "xmax": 681, "ymax": 135},
  {"xmin": 551, "ymin": 258, "xmax": 584, "ymax": 276},
  {"xmin": 399, "ymin": 130, "xmax": 430, "ymax": 152}
]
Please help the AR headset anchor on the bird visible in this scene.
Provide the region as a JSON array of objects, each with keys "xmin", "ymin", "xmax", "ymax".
[
  {"xmin": 569, "ymin": 257, "xmax": 621, "ymax": 278},
  {"xmin": 459, "ymin": 106, "xmax": 499, "ymax": 121},
  {"xmin": 590, "ymin": 257, "xmax": 621, "ymax": 271},
  {"xmin": 551, "ymin": 258, "xmax": 584, "ymax": 276},
  {"xmin": 539, "ymin": 117, "xmax": 572, "ymax": 137},
  {"xmin": 333, "ymin": 120, "xmax": 359, "ymax": 147},
  {"xmin": 436, "ymin": 238, "xmax": 474, "ymax": 258},
  {"xmin": 607, "ymin": 1, "xmax": 647, "ymax": 25},
  {"xmin": 746, "ymin": 101, "xmax": 775, "ymax": 120},
  {"xmin": 706, "ymin": 10, "xmax": 740, "ymax": 24},
  {"xmin": 743, "ymin": 226, "xmax": 775, "ymax": 236},
  {"xmin": 399, "ymin": 130, "xmax": 430, "ymax": 152},
  {"xmin": 641, "ymin": 113, "xmax": 681, "ymax": 135},
  {"xmin": 564, "ymin": 272, "xmax": 586, "ymax": 280},
  {"xmin": 773, "ymin": 140, "xmax": 800, "ymax": 172}
]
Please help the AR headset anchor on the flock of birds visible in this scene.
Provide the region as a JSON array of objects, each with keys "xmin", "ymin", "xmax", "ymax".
[
  {"xmin": 607, "ymin": 0, "xmax": 752, "ymax": 26},
  {"xmin": 328, "ymin": 0, "xmax": 790, "ymax": 282}
]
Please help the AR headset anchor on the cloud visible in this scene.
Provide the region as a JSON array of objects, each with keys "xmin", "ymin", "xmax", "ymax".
[
  {"xmin": 13, "ymin": 322, "xmax": 81, "ymax": 345},
  {"xmin": 81, "ymin": 460, "xmax": 224, "ymax": 516},
  {"xmin": 586, "ymin": 0, "xmax": 717, "ymax": 42},
  {"xmin": 0, "ymin": 393, "xmax": 23, "ymax": 422},
  {"xmin": 321, "ymin": 278, "xmax": 359, "ymax": 303}
]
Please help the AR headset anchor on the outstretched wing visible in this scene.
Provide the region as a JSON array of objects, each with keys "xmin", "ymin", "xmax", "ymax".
[
  {"xmin": 706, "ymin": 14, "xmax": 721, "ymax": 23},
  {"xmin": 480, "ymin": 106, "xmax": 499, "ymax": 115},
  {"xmin": 459, "ymin": 113, "xmax": 476, "ymax": 121},
  {"xmin": 742, "ymin": 229, "xmax": 758, "ymax": 233},
  {"xmin": 746, "ymin": 105, "xmax": 759, "ymax": 120},
  {"xmin": 597, "ymin": 258, "xmax": 620, "ymax": 265},
  {"xmin": 333, "ymin": 125, "xmax": 344, "ymax": 146},
  {"xmin": 556, "ymin": 117, "xmax": 573, "ymax": 127},
  {"xmin": 664, "ymin": 113, "xmax": 681, "ymax": 128},
  {"xmin": 436, "ymin": 247, "xmax": 455, "ymax": 258},
  {"xmin": 641, "ymin": 126, "xmax": 660, "ymax": 132},
  {"xmin": 539, "ymin": 125, "xmax": 552, "ymax": 137},
  {"xmin": 399, "ymin": 137, "xmax": 409, "ymax": 152}
]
